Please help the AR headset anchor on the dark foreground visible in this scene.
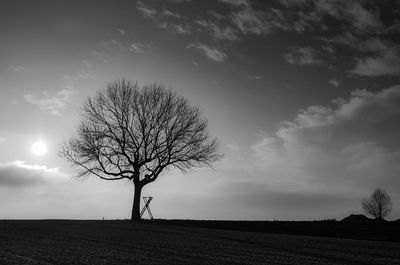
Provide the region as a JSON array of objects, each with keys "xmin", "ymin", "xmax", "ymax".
[{"xmin": 0, "ymin": 220, "xmax": 399, "ymax": 265}]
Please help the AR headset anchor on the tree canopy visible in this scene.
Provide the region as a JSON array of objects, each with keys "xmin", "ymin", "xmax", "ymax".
[
  {"xmin": 60, "ymin": 80, "xmax": 221, "ymax": 220},
  {"xmin": 361, "ymin": 188, "xmax": 392, "ymax": 220}
]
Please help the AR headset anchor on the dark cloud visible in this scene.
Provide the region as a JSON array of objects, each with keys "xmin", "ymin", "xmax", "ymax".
[
  {"xmin": 134, "ymin": 0, "xmax": 400, "ymax": 77},
  {"xmin": 352, "ymin": 46, "xmax": 400, "ymax": 76},
  {"xmin": 0, "ymin": 161, "xmax": 59, "ymax": 188},
  {"xmin": 207, "ymin": 85, "xmax": 400, "ymax": 219},
  {"xmin": 250, "ymin": 86, "xmax": 400, "ymax": 193}
]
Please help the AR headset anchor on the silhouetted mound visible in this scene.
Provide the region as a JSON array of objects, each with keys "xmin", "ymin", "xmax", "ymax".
[{"xmin": 341, "ymin": 214, "xmax": 371, "ymax": 222}]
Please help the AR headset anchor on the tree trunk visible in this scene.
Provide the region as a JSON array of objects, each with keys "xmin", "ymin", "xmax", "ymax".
[{"xmin": 131, "ymin": 182, "xmax": 143, "ymax": 222}]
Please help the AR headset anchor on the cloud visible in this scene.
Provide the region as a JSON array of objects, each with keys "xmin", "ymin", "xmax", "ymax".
[
  {"xmin": 196, "ymin": 20, "xmax": 239, "ymax": 41},
  {"xmin": 162, "ymin": 9, "xmax": 181, "ymax": 18},
  {"xmin": 101, "ymin": 39, "xmax": 154, "ymax": 54},
  {"xmin": 208, "ymin": 10, "xmax": 225, "ymax": 20},
  {"xmin": 323, "ymin": 35, "xmax": 390, "ymax": 54},
  {"xmin": 90, "ymin": 50, "xmax": 110, "ymax": 63},
  {"xmin": 128, "ymin": 42, "xmax": 153, "ymax": 53},
  {"xmin": 320, "ymin": 34, "xmax": 400, "ymax": 76},
  {"xmin": 221, "ymin": 0, "xmax": 279, "ymax": 35},
  {"xmin": 248, "ymin": 75, "xmax": 263, "ymax": 80},
  {"xmin": 314, "ymin": 0, "xmax": 382, "ymax": 32},
  {"xmin": 210, "ymin": 85, "xmax": 400, "ymax": 219},
  {"xmin": 220, "ymin": 0, "xmax": 323, "ymax": 36},
  {"xmin": 278, "ymin": 0, "xmax": 308, "ymax": 6},
  {"xmin": 216, "ymin": 0, "xmax": 386, "ymax": 40},
  {"xmin": 13, "ymin": 65, "xmax": 29, "ymax": 72},
  {"xmin": 24, "ymin": 86, "xmax": 77, "ymax": 115},
  {"xmin": 320, "ymin": 32, "xmax": 359, "ymax": 48},
  {"xmin": 187, "ymin": 43, "xmax": 227, "ymax": 62},
  {"xmin": 220, "ymin": 0, "xmax": 250, "ymax": 6},
  {"xmin": 386, "ymin": 19, "xmax": 400, "ymax": 33},
  {"xmin": 285, "ymin": 46, "xmax": 321, "ymax": 65},
  {"xmin": 345, "ymin": 2, "xmax": 382, "ymax": 31},
  {"xmin": 116, "ymin": 28, "xmax": 126, "ymax": 35},
  {"xmin": 136, "ymin": 1, "xmax": 157, "ymax": 18},
  {"xmin": 172, "ymin": 24, "xmax": 191, "ymax": 34},
  {"xmin": 329, "ymin": 78, "xmax": 339, "ymax": 87},
  {"xmin": 0, "ymin": 161, "xmax": 62, "ymax": 188},
  {"xmin": 0, "ymin": 137, "xmax": 5, "ymax": 144},
  {"xmin": 352, "ymin": 46, "xmax": 400, "ymax": 76},
  {"xmin": 257, "ymin": 85, "xmax": 400, "ymax": 189},
  {"xmin": 231, "ymin": 5, "xmax": 271, "ymax": 35},
  {"xmin": 78, "ymin": 70, "xmax": 96, "ymax": 80}
]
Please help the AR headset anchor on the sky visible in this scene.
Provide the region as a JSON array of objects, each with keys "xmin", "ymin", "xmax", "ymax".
[{"xmin": 1, "ymin": 0, "xmax": 400, "ymax": 221}]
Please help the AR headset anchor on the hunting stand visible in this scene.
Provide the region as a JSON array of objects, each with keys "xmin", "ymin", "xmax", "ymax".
[{"xmin": 140, "ymin": 196, "xmax": 153, "ymax": 219}]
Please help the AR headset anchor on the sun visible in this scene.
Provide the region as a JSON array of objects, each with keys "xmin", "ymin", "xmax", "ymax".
[{"xmin": 31, "ymin": 140, "xmax": 48, "ymax": 156}]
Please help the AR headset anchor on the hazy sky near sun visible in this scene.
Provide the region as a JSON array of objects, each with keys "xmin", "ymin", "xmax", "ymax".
[{"xmin": 1, "ymin": 0, "xmax": 400, "ymax": 220}]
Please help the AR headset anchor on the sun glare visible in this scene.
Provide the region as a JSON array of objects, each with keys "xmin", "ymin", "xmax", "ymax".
[{"xmin": 31, "ymin": 140, "xmax": 48, "ymax": 156}]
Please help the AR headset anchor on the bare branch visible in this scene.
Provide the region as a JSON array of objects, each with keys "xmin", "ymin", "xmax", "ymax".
[
  {"xmin": 361, "ymin": 188, "xmax": 392, "ymax": 220},
  {"xmin": 59, "ymin": 80, "xmax": 222, "ymax": 186}
]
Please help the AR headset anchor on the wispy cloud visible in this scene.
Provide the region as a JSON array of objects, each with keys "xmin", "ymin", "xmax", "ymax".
[
  {"xmin": 101, "ymin": 39, "xmax": 154, "ymax": 54},
  {"xmin": 162, "ymin": 9, "xmax": 181, "ymax": 18},
  {"xmin": 0, "ymin": 136, "xmax": 5, "ymax": 144},
  {"xmin": 329, "ymin": 78, "xmax": 339, "ymax": 87},
  {"xmin": 77, "ymin": 60, "xmax": 96, "ymax": 80},
  {"xmin": 78, "ymin": 70, "xmax": 96, "ymax": 80},
  {"xmin": 24, "ymin": 86, "xmax": 77, "ymax": 115},
  {"xmin": 231, "ymin": 4, "xmax": 271, "ymax": 35},
  {"xmin": 285, "ymin": 46, "xmax": 321, "ymax": 66},
  {"xmin": 116, "ymin": 28, "xmax": 126, "ymax": 35},
  {"xmin": 158, "ymin": 21, "xmax": 192, "ymax": 34},
  {"xmin": 220, "ymin": 0, "xmax": 322, "ymax": 36},
  {"xmin": 187, "ymin": 43, "xmax": 227, "ymax": 62},
  {"xmin": 129, "ymin": 43, "xmax": 148, "ymax": 53},
  {"xmin": 13, "ymin": 65, "xmax": 29, "ymax": 72},
  {"xmin": 173, "ymin": 24, "xmax": 191, "ymax": 34},
  {"xmin": 219, "ymin": 0, "xmax": 386, "ymax": 39},
  {"xmin": 90, "ymin": 50, "xmax": 110, "ymax": 63},
  {"xmin": 136, "ymin": 1, "xmax": 157, "ymax": 17},
  {"xmin": 196, "ymin": 20, "xmax": 239, "ymax": 41},
  {"xmin": 248, "ymin": 75, "xmax": 263, "ymax": 80}
]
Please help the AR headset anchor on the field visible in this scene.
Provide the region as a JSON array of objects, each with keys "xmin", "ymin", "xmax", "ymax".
[{"xmin": 1, "ymin": 220, "xmax": 399, "ymax": 265}]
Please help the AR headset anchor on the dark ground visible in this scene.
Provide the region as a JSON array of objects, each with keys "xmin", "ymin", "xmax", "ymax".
[
  {"xmin": 151, "ymin": 218, "xmax": 400, "ymax": 242},
  {"xmin": 0, "ymin": 220, "xmax": 399, "ymax": 265}
]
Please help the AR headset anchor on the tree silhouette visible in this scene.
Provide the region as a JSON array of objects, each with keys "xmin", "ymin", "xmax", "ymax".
[
  {"xmin": 60, "ymin": 80, "xmax": 221, "ymax": 221},
  {"xmin": 361, "ymin": 188, "xmax": 392, "ymax": 220}
]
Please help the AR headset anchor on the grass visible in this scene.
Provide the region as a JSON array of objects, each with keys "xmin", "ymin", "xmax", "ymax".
[{"xmin": 0, "ymin": 220, "xmax": 399, "ymax": 264}]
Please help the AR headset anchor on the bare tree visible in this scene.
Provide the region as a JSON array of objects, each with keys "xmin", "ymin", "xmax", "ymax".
[
  {"xmin": 60, "ymin": 80, "xmax": 221, "ymax": 221},
  {"xmin": 361, "ymin": 188, "xmax": 392, "ymax": 220}
]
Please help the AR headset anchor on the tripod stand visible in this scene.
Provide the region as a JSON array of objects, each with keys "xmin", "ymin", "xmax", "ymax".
[{"xmin": 140, "ymin": 196, "xmax": 153, "ymax": 219}]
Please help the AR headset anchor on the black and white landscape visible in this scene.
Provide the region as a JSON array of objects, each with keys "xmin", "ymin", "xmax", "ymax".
[{"xmin": 0, "ymin": 0, "xmax": 400, "ymax": 264}]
